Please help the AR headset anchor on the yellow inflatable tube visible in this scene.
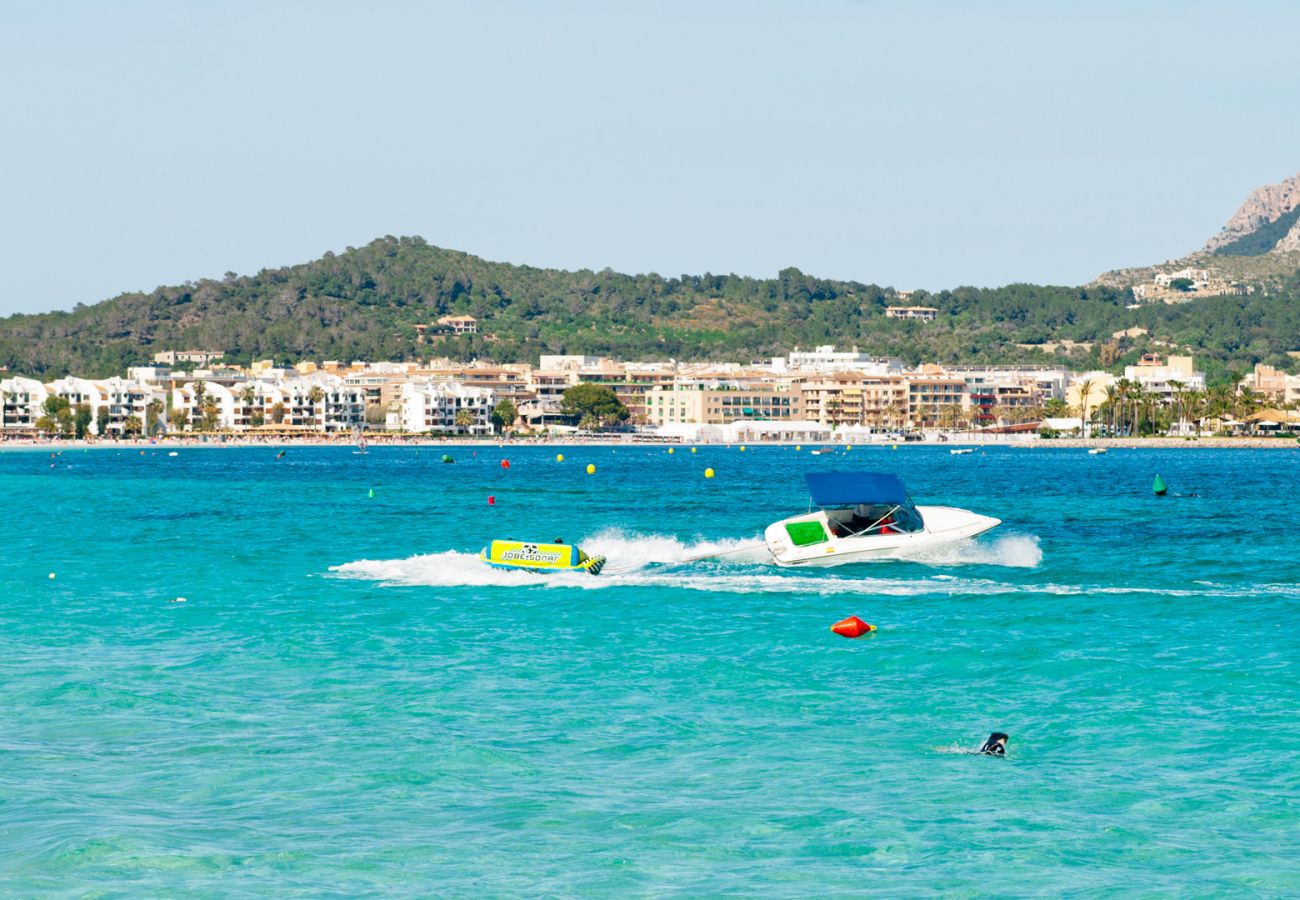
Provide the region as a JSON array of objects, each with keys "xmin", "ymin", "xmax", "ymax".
[{"xmin": 479, "ymin": 540, "xmax": 606, "ymax": 575}]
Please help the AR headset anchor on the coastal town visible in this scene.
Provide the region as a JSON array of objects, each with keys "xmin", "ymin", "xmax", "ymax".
[{"xmin": 3, "ymin": 343, "xmax": 1299, "ymax": 443}]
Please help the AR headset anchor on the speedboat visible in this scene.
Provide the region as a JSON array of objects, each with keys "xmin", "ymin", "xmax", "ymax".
[
  {"xmin": 1088, "ymin": 447, "xmax": 1107, "ymax": 455},
  {"xmin": 764, "ymin": 471, "xmax": 1000, "ymax": 567},
  {"xmin": 480, "ymin": 539, "xmax": 606, "ymax": 575},
  {"xmin": 950, "ymin": 448, "xmax": 974, "ymax": 455}
]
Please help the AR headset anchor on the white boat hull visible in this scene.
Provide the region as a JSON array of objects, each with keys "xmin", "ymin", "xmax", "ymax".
[{"xmin": 764, "ymin": 505, "xmax": 1001, "ymax": 567}]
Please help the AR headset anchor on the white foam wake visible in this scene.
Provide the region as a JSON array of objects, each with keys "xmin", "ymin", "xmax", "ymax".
[
  {"xmin": 327, "ymin": 529, "xmax": 1044, "ymax": 596},
  {"xmin": 581, "ymin": 528, "xmax": 770, "ymax": 571},
  {"xmin": 898, "ymin": 534, "xmax": 1043, "ymax": 568}
]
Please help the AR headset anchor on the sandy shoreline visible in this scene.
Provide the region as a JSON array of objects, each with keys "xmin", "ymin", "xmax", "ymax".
[
  {"xmin": 3, "ymin": 434, "xmax": 1297, "ymax": 451},
  {"xmin": 1035, "ymin": 436, "xmax": 1299, "ymax": 449}
]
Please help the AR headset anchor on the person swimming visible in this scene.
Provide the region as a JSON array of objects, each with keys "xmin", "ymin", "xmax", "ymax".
[{"xmin": 978, "ymin": 732, "xmax": 1008, "ymax": 755}]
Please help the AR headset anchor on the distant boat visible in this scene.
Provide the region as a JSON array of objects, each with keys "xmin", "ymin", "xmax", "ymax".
[
  {"xmin": 1088, "ymin": 447, "xmax": 1107, "ymax": 455},
  {"xmin": 950, "ymin": 448, "xmax": 974, "ymax": 455}
]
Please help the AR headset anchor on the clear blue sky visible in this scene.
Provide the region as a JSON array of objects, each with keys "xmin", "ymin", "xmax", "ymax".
[{"xmin": 2, "ymin": 0, "xmax": 1298, "ymax": 316}]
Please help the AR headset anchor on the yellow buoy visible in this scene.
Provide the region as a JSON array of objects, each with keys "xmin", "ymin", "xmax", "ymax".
[
  {"xmin": 795, "ymin": 444, "xmax": 802, "ymax": 451},
  {"xmin": 739, "ymin": 445, "xmax": 746, "ymax": 452},
  {"xmin": 668, "ymin": 447, "xmax": 674, "ymax": 454},
  {"xmin": 586, "ymin": 463, "xmax": 596, "ymax": 475},
  {"xmin": 690, "ymin": 447, "xmax": 697, "ymax": 454},
  {"xmin": 704, "ymin": 467, "xmax": 715, "ymax": 478},
  {"xmin": 556, "ymin": 453, "xmax": 564, "ymax": 462},
  {"xmin": 846, "ymin": 444, "xmax": 852, "ymax": 450},
  {"xmin": 892, "ymin": 444, "xmax": 898, "ymax": 450}
]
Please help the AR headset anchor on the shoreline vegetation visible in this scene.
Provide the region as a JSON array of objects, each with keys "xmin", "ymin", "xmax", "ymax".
[{"xmin": 4, "ymin": 434, "xmax": 1297, "ymax": 451}]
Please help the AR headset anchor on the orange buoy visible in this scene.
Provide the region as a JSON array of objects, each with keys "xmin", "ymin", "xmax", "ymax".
[
  {"xmin": 831, "ymin": 615, "xmax": 876, "ymax": 638},
  {"xmin": 501, "ymin": 459, "xmax": 510, "ymax": 469}
]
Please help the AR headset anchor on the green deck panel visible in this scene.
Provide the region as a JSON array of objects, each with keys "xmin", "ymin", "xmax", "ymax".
[{"xmin": 785, "ymin": 520, "xmax": 828, "ymax": 547}]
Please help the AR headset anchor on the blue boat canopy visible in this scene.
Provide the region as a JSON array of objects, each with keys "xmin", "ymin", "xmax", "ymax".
[{"xmin": 804, "ymin": 471, "xmax": 910, "ymax": 507}]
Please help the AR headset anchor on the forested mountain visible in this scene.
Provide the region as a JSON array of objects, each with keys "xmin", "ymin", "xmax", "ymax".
[{"xmin": 2, "ymin": 235, "xmax": 1299, "ymax": 383}]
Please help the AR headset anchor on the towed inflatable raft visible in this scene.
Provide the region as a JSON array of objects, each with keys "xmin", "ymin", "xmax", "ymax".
[{"xmin": 479, "ymin": 540, "xmax": 606, "ymax": 576}]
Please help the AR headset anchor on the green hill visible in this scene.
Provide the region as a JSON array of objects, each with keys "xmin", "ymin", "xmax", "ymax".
[{"xmin": 1, "ymin": 235, "xmax": 1298, "ymax": 382}]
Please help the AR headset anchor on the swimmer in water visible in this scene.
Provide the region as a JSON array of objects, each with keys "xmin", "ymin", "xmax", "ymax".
[{"xmin": 978, "ymin": 732, "xmax": 1008, "ymax": 755}]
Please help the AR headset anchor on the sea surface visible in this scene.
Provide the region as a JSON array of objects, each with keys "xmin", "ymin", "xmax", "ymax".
[{"xmin": 2, "ymin": 443, "xmax": 1298, "ymax": 895}]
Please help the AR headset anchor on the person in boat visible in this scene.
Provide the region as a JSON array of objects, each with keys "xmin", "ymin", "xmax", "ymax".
[
  {"xmin": 846, "ymin": 504, "xmax": 904, "ymax": 535},
  {"xmin": 978, "ymin": 732, "xmax": 1008, "ymax": 756}
]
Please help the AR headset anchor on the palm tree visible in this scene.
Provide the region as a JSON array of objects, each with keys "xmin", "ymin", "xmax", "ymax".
[
  {"xmin": 1102, "ymin": 384, "xmax": 1120, "ymax": 436},
  {"xmin": 190, "ymin": 380, "xmax": 207, "ymax": 430},
  {"xmin": 307, "ymin": 385, "xmax": 325, "ymax": 426},
  {"xmin": 1235, "ymin": 386, "xmax": 1261, "ymax": 420},
  {"xmin": 240, "ymin": 385, "xmax": 258, "ymax": 427},
  {"xmin": 1183, "ymin": 389, "xmax": 1205, "ymax": 435},
  {"xmin": 1076, "ymin": 377, "xmax": 1094, "ymax": 438},
  {"xmin": 1167, "ymin": 380, "xmax": 1184, "ymax": 436},
  {"xmin": 1129, "ymin": 385, "xmax": 1147, "ymax": 436},
  {"xmin": 145, "ymin": 398, "xmax": 164, "ymax": 435},
  {"xmin": 1206, "ymin": 384, "xmax": 1234, "ymax": 427},
  {"xmin": 200, "ymin": 398, "xmax": 220, "ymax": 432},
  {"xmin": 454, "ymin": 408, "xmax": 476, "ymax": 433},
  {"xmin": 938, "ymin": 404, "xmax": 960, "ymax": 433},
  {"xmin": 888, "ymin": 400, "xmax": 908, "ymax": 432}
]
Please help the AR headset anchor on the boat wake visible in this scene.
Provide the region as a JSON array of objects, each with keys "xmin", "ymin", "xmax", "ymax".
[
  {"xmin": 328, "ymin": 529, "xmax": 1043, "ymax": 595},
  {"xmin": 899, "ymin": 534, "xmax": 1042, "ymax": 568}
]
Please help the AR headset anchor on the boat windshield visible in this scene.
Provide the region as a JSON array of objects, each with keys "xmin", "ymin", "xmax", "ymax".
[{"xmin": 826, "ymin": 503, "xmax": 924, "ymax": 537}]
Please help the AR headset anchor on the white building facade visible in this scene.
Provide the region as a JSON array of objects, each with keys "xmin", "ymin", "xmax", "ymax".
[{"xmin": 397, "ymin": 381, "xmax": 495, "ymax": 434}]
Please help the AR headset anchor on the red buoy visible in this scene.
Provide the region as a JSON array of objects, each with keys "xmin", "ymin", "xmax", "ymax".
[
  {"xmin": 487, "ymin": 495, "xmax": 495, "ymax": 506},
  {"xmin": 831, "ymin": 615, "xmax": 876, "ymax": 638},
  {"xmin": 501, "ymin": 459, "xmax": 511, "ymax": 469}
]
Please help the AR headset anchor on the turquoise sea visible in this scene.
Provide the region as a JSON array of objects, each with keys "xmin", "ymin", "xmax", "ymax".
[{"xmin": 2, "ymin": 444, "xmax": 1298, "ymax": 895}]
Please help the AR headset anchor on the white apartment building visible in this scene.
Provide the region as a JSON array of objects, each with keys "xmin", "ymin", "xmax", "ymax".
[
  {"xmin": 0, "ymin": 376, "xmax": 49, "ymax": 432},
  {"xmin": 1153, "ymin": 269, "xmax": 1211, "ymax": 291},
  {"xmin": 172, "ymin": 381, "xmax": 238, "ymax": 431},
  {"xmin": 260, "ymin": 376, "xmax": 366, "ymax": 432},
  {"xmin": 169, "ymin": 375, "xmax": 365, "ymax": 433},
  {"xmin": 96, "ymin": 376, "xmax": 162, "ymax": 436},
  {"xmin": 944, "ymin": 365, "xmax": 1069, "ymax": 402},
  {"xmin": 768, "ymin": 346, "xmax": 903, "ymax": 374},
  {"xmin": 885, "ymin": 306, "xmax": 939, "ymax": 321},
  {"xmin": 397, "ymin": 381, "xmax": 495, "ymax": 434}
]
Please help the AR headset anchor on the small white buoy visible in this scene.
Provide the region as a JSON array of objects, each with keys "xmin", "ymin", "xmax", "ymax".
[
  {"xmin": 48, "ymin": 572, "xmax": 56, "ymax": 580},
  {"xmin": 168, "ymin": 451, "xmax": 179, "ymax": 457},
  {"xmin": 170, "ymin": 596, "xmax": 187, "ymax": 603}
]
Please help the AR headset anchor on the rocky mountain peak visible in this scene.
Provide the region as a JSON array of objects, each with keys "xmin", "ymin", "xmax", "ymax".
[{"xmin": 1202, "ymin": 172, "xmax": 1300, "ymax": 253}]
